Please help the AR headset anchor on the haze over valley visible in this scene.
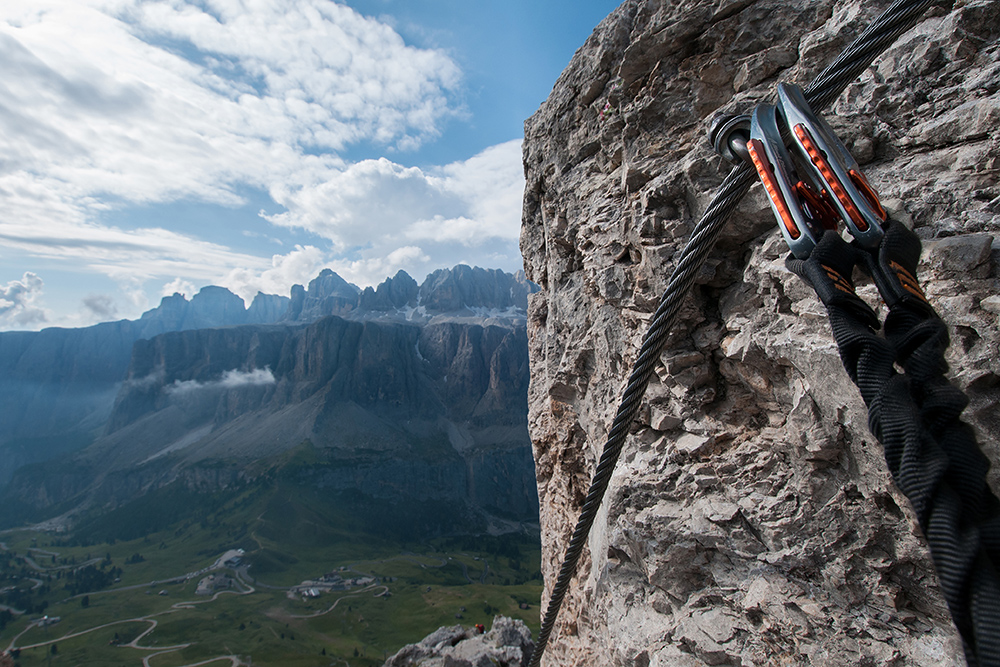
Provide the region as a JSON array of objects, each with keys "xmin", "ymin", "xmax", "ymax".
[{"xmin": 0, "ymin": 265, "xmax": 542, "ymax": 666}]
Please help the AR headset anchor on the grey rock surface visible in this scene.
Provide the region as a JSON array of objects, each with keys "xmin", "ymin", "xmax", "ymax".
[
  {"xmin": 521, "ymin": 0, "xmax": 998, "ymax": 665},
  {"xmin": 384, "ymin": 616, "xmax": 533, "ymax": 667}
]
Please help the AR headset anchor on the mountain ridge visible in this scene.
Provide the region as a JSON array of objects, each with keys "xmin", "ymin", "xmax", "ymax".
[{"xmin": 0, "ymin": 265, "xmax": 538, "ymax": 495}]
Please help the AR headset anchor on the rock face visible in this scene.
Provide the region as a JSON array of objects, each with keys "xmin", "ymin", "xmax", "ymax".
[
  {"xmin": 384, "ymin": 616, "xmax": 534, "ymax": 667},
  {"xmin": 0, "ymin": 286, "xmax": 289, "ymax": 486},
  {"xmin": 0, "ymin": 267, "xmax": 538, "ymax": 493},
  {"xmin": 521, "ymin": 1, "xmax": 998, "ymax": 666},
  {"xmin": 419, "ymin": 266, "xmax": 534, "ymax": 314},
  {"xmin": 3, "ymin": 270, "xmax": 539, "ymax": 529}
]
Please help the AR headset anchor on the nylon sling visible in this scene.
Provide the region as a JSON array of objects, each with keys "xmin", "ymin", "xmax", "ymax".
[{"xmin": 787, "ymin": 221, "xmax": 1000, "ymax": 667}]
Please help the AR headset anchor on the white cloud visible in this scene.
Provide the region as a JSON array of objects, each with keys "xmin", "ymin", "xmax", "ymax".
[
  {"xmin": 125, "ymin": 369, "xmax": 165, "ymax": 390},
  {"xmin": 326, "ymin": 246, "xmax": 432, "ymax": 287},
  {"xmin": 0, "ymin": 214, "xmax": 272, "ymax": 282},
  {"xmin": 81, "ymin": 293, "xmax": 119, "ymax": 320},
  {"xmin": 261, "ymin": 139, "xmax": 525, "ymax": 284},
  {"xmin": 161, "ymin": 278, "xmax": 196, "ymax": 298},
  {"xmin": 264, "ymin": 158, "xmax": 462, "ymax": 246},
  {"xmin": 0, "ymin": 2, "xmax": 526, "ymax": 322},
  {"xmin": 436, "ymin": 140, "xmax": 526, "ymax": 242},
  {"xmin": 221, "ymin": 245, "xmax": 327, "ymax": 303},
  {"xmin": 219, "ymin": 367, "xmax": 276, "ymax": 388},
  {"xmin": 265, "ymin": 140, "xmax": 524, "ymax": 247},
  {"xmin": 0, "ymin": 1, "xmax": 464, "ymax": 287},
  {"xmin": 405, "ymin": 216, "xmax": 508, "ymax": 245},
  {"xmin": 0, "ymin": 272, "xmax": 49, "ymax": 328},
  {"xmin": 166, "ymin": 367, "xmax": 276, "ymax": 396}
]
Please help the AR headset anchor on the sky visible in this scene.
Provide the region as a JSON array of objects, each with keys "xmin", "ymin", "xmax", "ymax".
[{"xmin": 0, "ymin": 0, "xmax": 619, "ymax": 330}]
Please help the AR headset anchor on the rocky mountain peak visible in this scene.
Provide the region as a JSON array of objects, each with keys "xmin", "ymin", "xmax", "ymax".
[
  {"xmin": 284, "ymin": 265, "xmax": 537, "ymax": 324},
  {"xmin": 138, "ymin": 286, "xmax": 291, "ymax": 332},
  {"xmin": 359, "ymin": 269, "xmax": 420, "ymax": 311},
  {"xmin": 419, "ymin": 265, "xmax": 533, "ymax": 313},
  {"xmin": 310, "ymin": 268, "xmax": 361, "ymax": 298},
  {"xmin": 186, "ymin": 286, "xmax": 249, "ymax": 328}
]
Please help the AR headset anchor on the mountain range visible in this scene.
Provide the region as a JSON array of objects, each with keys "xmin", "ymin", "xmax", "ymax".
[{"xmin": 0, "ymin": 265, "xmax": 538, "ymax": 533}]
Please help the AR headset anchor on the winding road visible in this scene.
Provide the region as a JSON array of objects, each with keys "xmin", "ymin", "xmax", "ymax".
[
  {"xmin": 288, "ymin": 584, "xmax": 389, "ymax": 619},
  {"xmin": 2, "ymin": 544, "xmax": 487, "ymax": 665},
  {"xmin": 5, "ymin": 556, "xmax": 257, "ymax": 667}
]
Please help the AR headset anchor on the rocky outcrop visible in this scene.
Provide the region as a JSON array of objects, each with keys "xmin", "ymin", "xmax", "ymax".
[
  {"xmin": 384, "ymin": 617, "xmax": 534, "ymax": 667},
  {"xmin": 521, "ymin": 1, "xmax": 998, "ymax": 666}
]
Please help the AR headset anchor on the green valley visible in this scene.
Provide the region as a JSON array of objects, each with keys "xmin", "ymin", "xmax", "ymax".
[{"xmin": 0, "ymin": 474, "xmax": 541, "ymax": 667}]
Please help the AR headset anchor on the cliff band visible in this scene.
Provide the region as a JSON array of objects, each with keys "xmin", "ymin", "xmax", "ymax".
[{"xmin": 520, "ymin": 0, "xmax": 999, "ymax": 665}]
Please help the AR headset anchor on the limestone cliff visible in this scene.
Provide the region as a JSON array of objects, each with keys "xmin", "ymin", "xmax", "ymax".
[
  {"xmin": 521, "ymin": 0, "xmax": 999, "ymax": 665},
  {"xmin": 0, "ymin": 266, "xmax": 537, "ymax": 495},
  {"xmin": 0, "ymin": 286, "xmax": 289, "ymax": 487},
  {"xmin": 4, "ymin": 310, "xmax": 537, "ymax": 530}
]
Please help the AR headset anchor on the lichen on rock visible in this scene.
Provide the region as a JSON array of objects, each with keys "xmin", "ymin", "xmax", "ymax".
[{"xmin": 521, "ymin": 0, "xmax": 999, "ymax": 665}]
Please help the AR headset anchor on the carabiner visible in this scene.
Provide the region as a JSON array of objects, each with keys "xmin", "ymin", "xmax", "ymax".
[
  {"xmin": 778, "ymin": 84, "xmax": 886, "ymax": 250},
  {"xmin": 744, "ymin": 83, "xmax": 887, "ymax": 259},
  {"xmin": 747, "ymin": 103, "xmax": 839, "ymax": 259}
]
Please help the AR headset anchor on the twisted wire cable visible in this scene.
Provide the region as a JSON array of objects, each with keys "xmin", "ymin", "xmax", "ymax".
[
  {"xmin": 528, "ymin": 1, "xmax": 937, "ymax": 665},
  {"xmin": 804, "ymin": 0, "xmax": 937, "ymax": 109}
]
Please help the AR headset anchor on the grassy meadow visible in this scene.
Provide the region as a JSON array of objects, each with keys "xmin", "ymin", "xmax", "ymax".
[{"xmin": 0, "ymin": 474, "xmax": 541, "ymax": 667}]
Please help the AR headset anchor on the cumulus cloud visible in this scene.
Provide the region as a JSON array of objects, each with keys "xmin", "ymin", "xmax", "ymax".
[
  {"xmin": 166, "ymin": 367, "xmax": 277, "ymax": 396},
  {"xmin": 81, "ymin": 294, "xmax": 119, "ymax": 320},
  {"xmin": 161, "ymin": 278, "xmax": 197, "ymax": 299},
  {"xmin": 0, "ymin": 272, "xmax": 49, "ymax": 329},
  {"xmin": 0, "ymin": 2, "xmax": 464, "ymax": 291},
  {"xmin": 259, "ymin": 140, "xmax": 525, "ymax": 286},
  {"xmin": 221, "ymin": 245, "xmax": 327, "ymax": 302},
  {"xmin": 325, "ymin": 246, "xmax": 432, "ymax": 288},
  {"xmin": 265, "ymin": 140, "xmax": 523, "ymax": 247}
]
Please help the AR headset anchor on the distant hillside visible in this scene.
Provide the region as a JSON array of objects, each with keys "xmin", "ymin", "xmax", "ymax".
[
  {"xmin": 0, "ymin": 288, "xmax": 290, "ymax": 487},
  {"xmin": 1, "ymin": 266, "xmax": 539, "ymax": 536}
]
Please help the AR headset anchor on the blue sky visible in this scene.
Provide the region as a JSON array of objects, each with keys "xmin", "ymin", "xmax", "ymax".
[{"xmin": 0, "ymin": 0, "xmax": 618, "ymax": 330}]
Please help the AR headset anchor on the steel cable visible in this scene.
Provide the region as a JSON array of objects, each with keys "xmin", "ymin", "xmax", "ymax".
[{"xmin": 528, "ymin": 1, "xmax": 937, "ymax": 665}]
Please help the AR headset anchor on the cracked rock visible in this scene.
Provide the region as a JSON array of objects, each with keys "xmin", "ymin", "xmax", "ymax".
[{"xmin": 521, "ymin": 0, "xmax": 997, "ymax": 665}]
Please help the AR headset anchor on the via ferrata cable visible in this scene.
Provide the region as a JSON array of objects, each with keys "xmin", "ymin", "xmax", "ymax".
[{"xmin": 528, "ymin": 1, "xmax": 938, "ymax": 665}]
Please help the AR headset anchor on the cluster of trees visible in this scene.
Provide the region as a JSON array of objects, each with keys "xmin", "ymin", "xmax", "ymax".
[
  {"xmin": 1, "ymin": 585, "xmax": 48, "ymax": 616},
  {"xmin": 64, "ymin": 563, "xmax": 122, "ymax": 597}
]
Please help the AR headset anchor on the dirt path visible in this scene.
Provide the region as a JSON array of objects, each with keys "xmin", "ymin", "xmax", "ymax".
[
  {"xmin": 7, "ymin": 576, "xmax": 256, "ymax": 665},
  {"xmin": 287, "ymin": 584, "xmax": 388, "ymax": 619}
]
